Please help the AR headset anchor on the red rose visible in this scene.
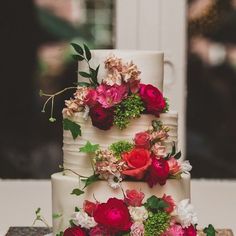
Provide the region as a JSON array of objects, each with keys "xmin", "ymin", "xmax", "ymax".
[
  {"xmin": 89, "ymin": 103, "xmax": 114, "ymax": 130},
  {"xmin": 63, "ymin": 226, "xmax": 86, "ymax": 236},
  {"xmin": 84, "ymin": 88, "xmax": 98, "ymax": 107},
  {"xmin": 83, "ymin": 200, "xmax": 97, "ymax": 216},
  {"xmin": 183, "ymin": 225, "xmax": 197, "ymax": 236},
  {"xmin": 122, "ymin": 148, "xmax": 152, "ymax": 179},
  {"xmin": 93, "ymin": 198, "xmax": 132, "ymax": 233},
  {"xmin": 124, "ymin": 189, "xmax": 145, "ymax": 207},
  {"xmin": 134, "ymin": 131, "xmax": 150, "ymax": 149},
  {"xmin": 161, "ymin": 194, "xmax": 175, "ymax": 213},
  {"xmin": 139, "ymin": 84, "xmax": 166, "ymax": 116},
  {"xmin": 147, "ymin": 157, "xmax": 169, "ymax": 187}
]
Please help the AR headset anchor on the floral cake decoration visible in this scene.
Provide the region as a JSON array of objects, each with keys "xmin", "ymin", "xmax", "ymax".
[
  {"xmin": 40, "ymin": 43, "xmax": 169, "ymax": 139},
  {"xmin": 58, "ymin": 189, "xmax": 198, "ymax": 236}
]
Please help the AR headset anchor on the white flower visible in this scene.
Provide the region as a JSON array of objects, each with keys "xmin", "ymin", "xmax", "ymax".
[
  {"xmin": 72, "ymin": 211, "xmax": 97, "ymax": 229},
  {"xmin": 175, "ymin": 199, "xmax": 198, "ymax": 228},
  {"xmin": 129, "ymin": 206, "xmax": 148, "ymax": 222},
  {"xmin": 181, "ymin": 160, "xmax": 192, "ymax": 174},
  {"xmin": 107, "ymin": 173, "xmax": 122, "ymax": 189}
]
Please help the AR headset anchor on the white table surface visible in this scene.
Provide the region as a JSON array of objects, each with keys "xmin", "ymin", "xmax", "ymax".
[{"xmin": 0, "ymin": 179, "xmax": 236, "ymax": 236}]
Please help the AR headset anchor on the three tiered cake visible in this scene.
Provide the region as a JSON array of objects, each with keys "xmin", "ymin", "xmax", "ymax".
[{"xmin": 50, "ymin": 48, "xmax": 195, "ymax": 236}]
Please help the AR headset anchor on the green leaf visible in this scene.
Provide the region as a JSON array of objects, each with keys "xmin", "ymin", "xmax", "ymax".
[
  {"xmin": 74, "ymin": 82, "xmax": 91, "ymax": 87},
  {"xmin": 203, "ymin": 224, "xmax": 217, "ymax": 236},
  {"xmin": 171, "ymin": 143, "xmax": 176, "ymax": 155},
  {"xmin": 35, "ymin": 208, "xmax": 41, "ymax": 215},
  {"xmin": 82, "ymin": 174, "xmax": 99, "ymax": 189},
  {"xmin": 56, "ymin": 232, "xmax": 63, "ymax": 236},
  {"xmin": 79, "ymin": 71, "xmax": 91, "ymax": 78},
  {"xmin": 63, "ymin": 118, "xmax": 81, "ymax": 139},
  {"xmin": 71, "ymin": 188, "xmax": 84, "ymax": 196},
  {"xmin": 174, "ymin": 151, "xmax": 181, "ymax": 160},
  {"xmin": 75, "ymin": 206, "xmax": 80, "ymax": 212},
  {"xmin": 69, "ymin": 219, "xmax": 76, "ymax": 227},
  {"xmin": 79, "ymin": 141, "xmax": 99, "ymax": 153},
  {"xmin": 71, "ymin": 43, "xmax": 84, "ymax": 55},
  {"xmin": 84, "ymin": 44, "xmax": 91, "ymax": 61},
  {"xmin": 72, "ymin": 54, "xmax": 84, "ymax": 61},
  {"xmin": 145, "ymin": 195, "xmax": 169, "ymax": 211},
  {"xmin": 53, "ymin": 213, "xmax": 62, "ymax": 219}
]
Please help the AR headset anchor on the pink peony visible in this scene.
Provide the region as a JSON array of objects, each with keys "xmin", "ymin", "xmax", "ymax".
[
  {"xmin": 139, "ymin": 84, "xmax": 166, "ymax": 116},
  {"xmin": 168, "ymin": 157, "xmax": 181, "ymax": 175},
  {"xmin": 147, "ymin": 156, "xmax": 170, "ymax": 187},
  {"xmin": 125, "ymin": 189, "xmax": 145, "ymax": 207},
  {"xmin": 84, "ymin": 88, "xmax": 98, "ymax": 107},
  {"xmin": 93, "ymin": 198, "xmax": 132, "ymax": 233},
  {"xmin": 162, "ymin": 224, "xmax": 184, "ymax": 236},
  {"xmin": 97, "ymin": 84, "xmax": 128, "ymax": 108},
  {"xmin": 162, "ymin": 194, "xmax": 175, "ymax": 213},
  {"xmin": 183, "ymin": 225, "xmax": 197, "ymax": 236}
]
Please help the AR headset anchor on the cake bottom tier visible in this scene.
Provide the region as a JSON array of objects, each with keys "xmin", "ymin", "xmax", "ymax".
[{"xmin": 51, "ymin": 172, "xmax": 191, "ymax": 235}]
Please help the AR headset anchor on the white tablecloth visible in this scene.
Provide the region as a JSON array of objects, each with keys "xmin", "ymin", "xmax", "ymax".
[{"xmin": 0, "ymin": 179, "xmax": 236, "ymax": 235}]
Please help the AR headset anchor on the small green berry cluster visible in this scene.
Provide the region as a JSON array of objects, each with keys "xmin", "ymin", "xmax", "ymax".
[
  {"xmin": 109, "ymin": 141, "xmax": 134, "ymax": 159},
  {"xmin": 144, "ymin": 211, "xmax": 170, "ymax": 236},
  {"xmin": 114, "ymin": 94, "xmax": 145, "ymax": 129}
]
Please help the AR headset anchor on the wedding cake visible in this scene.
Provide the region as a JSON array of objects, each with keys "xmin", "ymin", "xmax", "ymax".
[{"xmin": 50, "ymin": 46, "xmax": 195, "ymax": 236}]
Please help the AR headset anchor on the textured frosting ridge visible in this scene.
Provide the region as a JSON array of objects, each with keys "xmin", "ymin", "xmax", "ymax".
[{"xmin": 63, "ymin": 112, "xmax": 178, "ymax": 177}]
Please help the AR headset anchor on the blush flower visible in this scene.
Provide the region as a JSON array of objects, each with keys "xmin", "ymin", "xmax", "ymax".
[
  {"xmin": 162, "ymin": 194, "xmax": 175, "ymax": 214},
  {"xmin": 130, "ymin": 222, "xmax": 145, "ymax": 236},
  {"xmin": 168, "ymin": 157, "xmax": 181, "ymax": 175},
  {"xmin": 122, "ymin": 148, "xmax": 152, "ymax": 179},
  {"xmin": 147, "ymin": 157, "xmax": 170, "ymax": 187},
  {"xmin": 139, "ymin": 84, "xmax": 166, "ymax": 116},
  {"xmin": 134, "ymin": 131, "xmax": 150, "ymax": 149},
  {"xmin": 128, "ymin": 206, "xmax": 148, "ymax": 222},
  {"xmin": 125, "ymin": 189, "xmax": 145, "ymax": 207},
  {"xmin": 93, "ymin": 198, "xmax": 132, "ymax": 233},
  {"xmin": 97, "ymin": 84, "xmax": 128, "ymax": 108}
]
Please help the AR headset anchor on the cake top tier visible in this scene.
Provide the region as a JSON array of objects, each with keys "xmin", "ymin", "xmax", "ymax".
[{"xmin": 78, "ymin": 49, "xmax": 164, "ymax": 91}]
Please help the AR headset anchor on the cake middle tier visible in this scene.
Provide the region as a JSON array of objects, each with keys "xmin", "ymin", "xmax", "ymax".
[{"xmin": 63, "ymin": 112, "xmax": 178, "ymax": 177}]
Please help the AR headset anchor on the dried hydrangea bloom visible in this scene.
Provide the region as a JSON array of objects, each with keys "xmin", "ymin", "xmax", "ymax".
[
  {"xmin": 73, "ymin": 86, "xmax": 90, "ymax": 105},
  {"xmin": 151, "ymin": 143, "xmax": 167, "ymax": 157},
  {"xmin": 102, "ymin": 70, "xmax": 122, "ymax": 86},
  {"xmin": 122, "ymin": 61, "xmax": 141, "ymax": 82},
  {"xmin": 104, "ymin": 55, "xmax": 123, "ymax": 72},
  {"xmin": 62, "ymin": 99, "xmax": 83, "ymax": 117}
]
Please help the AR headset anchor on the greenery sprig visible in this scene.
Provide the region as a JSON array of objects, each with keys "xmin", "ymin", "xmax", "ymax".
[
  {"xmin": 114, "ymin": 94, "xmax": 145, "ymax": 129},
  {"xmin": 71, "ymin": 43, "xmax": 100, "ymax": 87},
  {"xmin": 32, "ymin": 208, "xmax": 50, "ymax": 228}
]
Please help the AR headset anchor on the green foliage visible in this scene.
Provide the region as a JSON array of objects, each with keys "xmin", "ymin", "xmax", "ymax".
[
  {"xmin": 56, "ymin": 232, "xmax": 63, "ymax": 236},
  {"xmin": 79, "ymin": 141, "xmax": 100, "ymax": 153},
  {"xmin": 71, "ymin": 188, "xmax": 85, "ymax": 196},
  {"xmin": 152, "ymin": 120, "xmax": 163, "ymax": 131},
  {"xmin": 71, "ymin": 43, "xmax": 99, "ymax": 87},
  {"xmin": 52, "ymin": 213, "xmax": 62, "ymax": 219},
  {"xmin": 75, "ymin": 206, "xmax": 80, "ymax": 212},
  {"xmin": 63, "ymin": 118, "xmax": 81, "ymax": 139},
  {"xmin": 163, "ymin": 97, "xmax": 169, "ymax": 113},
  {"xmin": 82, "ymin": 174, "xmax": 100, "ymax": 189},
  {"xmin": 145, "ymin": 195, "xmax": 169, "ymax": 212},
  {"xmin": 109, "ymin": 141, "xmax": 134, "ymax": 159},
  {"xmin": 204, "ymin": 224, "xmax": 217, "ymax": 236},
  {"xmin": 114, "ymin": 94, "xmax": 145, "ymax": 129},
  {"xmin": 144, "ymin": 211, "xmax": 170, "ymax": 236}
]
